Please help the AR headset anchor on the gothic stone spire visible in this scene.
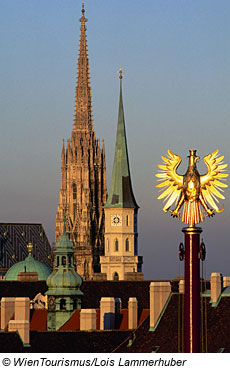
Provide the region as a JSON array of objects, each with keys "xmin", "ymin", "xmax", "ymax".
[
  {"xmin": 56, "ymin": 5, "xmax": 107, "ymax": 280},
  {"xmin": 74, "ymin": 3, "xmax": 92, "ymax": 131}
]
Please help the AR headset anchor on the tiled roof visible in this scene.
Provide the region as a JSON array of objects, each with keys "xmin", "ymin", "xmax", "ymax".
[
  {"xmin": 115, "ymin": 294, "xmax": 180, "ymax": 353},
  {"xmin": 3, "ymin": 279, "xmax": 230, "ymax": 353},
  {"xmin": 59, "ymin": 308, "xmax": 149, "ymax": 332},
  {"xmin": 0, "ymin": 332, "xmax": 25, "ymax": 352},
  {"xmin": 81, "ymin": 280, "xmax": 152, "ymax": 309},
  {"xmin": 203, "ymin": 296, "xmax": 230, "ymax": 353},
  {"xmin": 27, "ymin": 330, "xmax": 131, "ymax": 353},
  {"xmin": 0, "ymin": 223, "xmax": 52, "ymax": 270},
  {"xmin": 59, "ymin": 309, "xmax": 81, "ymax": 331},
  {"xmin": 0, "ymin": 280, "xmax": 48, "ymax": 299},
  {"xmin": 30, "ymin": 309, "xmax": 47, "ymax": 331}
]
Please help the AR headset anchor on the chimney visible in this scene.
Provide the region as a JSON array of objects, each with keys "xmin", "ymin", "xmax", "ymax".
[
  {"xmin": 80, "ymin": 309, "xmax": 97, "ymax": 331},
  {"xmin": 149, "ymin": 282, "xmax": 171, "ymax": 330},
  {"xmin": 0, "ymin": 297, "xmax": 15, "ymax": 330},
  {"xmin": 8, "ymin": 320, "xmax": 30, "ymax": 345},
  {"xmin": 210, "ymin": 273, "xmax": 222, "ymax": 303},
  {"xmin": 179, "ymin": 279, "xmax": 185, "ymax": 294},
  {"xmin": 128, "ymin": 297, "xmax": 138, "ymax": 329},
  {"xmin": 100, "ymin": 297, "xmax": 115, "ymax": 330},
  {"xmin": 8, "ymin": 297, "xmax": 30, "ymax": 346},
  {"xmin": 223, "ymin": 276, "xmax": 230, "ymax": 288}
]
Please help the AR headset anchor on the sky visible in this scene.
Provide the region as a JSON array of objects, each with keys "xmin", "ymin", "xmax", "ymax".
[{"xmin": 1, "ymin": 0, "xmax": 230, "ymax": 280}]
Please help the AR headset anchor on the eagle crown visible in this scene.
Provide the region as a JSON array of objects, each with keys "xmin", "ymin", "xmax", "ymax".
[{"xmin": 187, "ymin": 149, "xmax": 200, "ymax": 170}]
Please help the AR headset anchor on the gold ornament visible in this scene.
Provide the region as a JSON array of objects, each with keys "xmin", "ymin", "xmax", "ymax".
[{"xmin": 156, "ymin": 149, "xmax": 228, "ymax": 226}]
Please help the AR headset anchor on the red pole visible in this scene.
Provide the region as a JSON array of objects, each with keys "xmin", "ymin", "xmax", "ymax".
[{"xmin": 182, "ymin": 226, "xmax": 202, "ymax": 353}]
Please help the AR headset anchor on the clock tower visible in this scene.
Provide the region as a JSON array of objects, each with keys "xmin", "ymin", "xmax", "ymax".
[{"xmin": 100, "ymin": 71, "xmax": 143, "ymax": 280}]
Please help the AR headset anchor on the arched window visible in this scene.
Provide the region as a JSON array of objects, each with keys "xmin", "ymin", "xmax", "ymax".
[
  {"xmin": 126, "ymin": 215, "xmax": 129, "ymax": 226},
  {"xmin": 125, "ymin": 238, "xmax": 129, "ymax": 252},
  {"xmin": 115, "ymin": 239, "xmax": 119, "ymax": 252},
  {"xmin": 73, "ymin": 183, "xmax": 77, "ymax": 200},
  {"xmin": 113, "ymin": 272, "xmax": 119, "ymax": 281}
]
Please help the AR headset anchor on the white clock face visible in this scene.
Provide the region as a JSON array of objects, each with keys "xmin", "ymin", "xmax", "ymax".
[{"xmin": 111, "ymin": 214, "xmax": 122, "ymax": 226}]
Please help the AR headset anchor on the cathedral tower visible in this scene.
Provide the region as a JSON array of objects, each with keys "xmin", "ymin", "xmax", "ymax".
[
  {"xmin": 100, "ymin": 71, "xmax": 143, "ymax": 280},
  {"xmin": 56, "ymin": 4, "xmax": 107, "ymax": 280}
]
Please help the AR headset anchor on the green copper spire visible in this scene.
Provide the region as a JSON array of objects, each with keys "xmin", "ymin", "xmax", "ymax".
[
  {"xmin": 56, "ymin": 214, "xmax": 73, "ymax": 249},
  {"xmin": 46, "ymin": 214, "xmax": 83, "ymax": 331},
  {"xmin": 104, "ymin": 70, "xmax": 138, "ymax": 209}
]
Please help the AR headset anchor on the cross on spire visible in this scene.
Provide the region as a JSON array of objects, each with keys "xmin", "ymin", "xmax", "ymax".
[
  {"xmin": 79, "ymin": 1, "xmax": 88, "ymax": 25},
  {"xmin": 118, "ymin": 68, "xmax": 125, "ymax": 79}
]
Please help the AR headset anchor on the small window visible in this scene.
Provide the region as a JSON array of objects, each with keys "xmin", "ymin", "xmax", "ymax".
[
  {"xmin": 62, "ymin": 256, "xmax": 66, "ymax": 266},
  {"xmin": 115, "ymin": 239, "xmax": 119, "ymax": 252},
  {"xmin": 56, "ymin": 256, "xmax": 59, "ymax": 267},
  {"xmin": 125, "ymin": 238, "xmax": 129, "ymax": 252},
  {"xmin": 73, "ymin": 183, "xmax": 77, "ymax": 200},
  {"xmin": 126, "ymin": 215, "xmax": 129, "ymax": 226}
]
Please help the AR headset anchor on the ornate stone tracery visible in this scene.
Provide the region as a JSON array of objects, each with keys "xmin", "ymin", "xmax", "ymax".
[{"xmin": 56, "ymin": 5, "xmax": 107, "ymax": 280}]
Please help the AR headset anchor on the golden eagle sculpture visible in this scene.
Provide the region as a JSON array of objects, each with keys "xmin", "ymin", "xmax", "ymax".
[{"xmin": 156, "ymin": 149, "xmax": 228, "ymax": 226}]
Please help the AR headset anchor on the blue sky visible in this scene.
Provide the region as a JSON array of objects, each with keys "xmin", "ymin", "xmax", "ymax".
[{"xmin": 1, "ymin": 0, "xmax": 230, "ymax": 280}]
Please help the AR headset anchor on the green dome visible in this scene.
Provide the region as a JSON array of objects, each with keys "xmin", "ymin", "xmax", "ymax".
[
  {"xmin": 46, "ymin": 269, "xmax": 83, "ymax": 296},
  {"xmin": 4, "ymin": 252, "xmax": 52, "ymax": 281}
]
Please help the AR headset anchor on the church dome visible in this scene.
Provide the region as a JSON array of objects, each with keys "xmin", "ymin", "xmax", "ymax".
[{"xmin": 4, "ymin": 243, "xmax": 52, "ymax": 281}]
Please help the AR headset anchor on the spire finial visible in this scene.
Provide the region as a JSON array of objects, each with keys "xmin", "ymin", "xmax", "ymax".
[
  {"xmin": 63, "ymin": 211, "xmax": 67, "ymax": 233},
  {"xmin": 79, "ymin": 1, "xmax": 87, "ymax": 24},
  {"xmin": 62, "ymin": 205, "xmax": 70, "ymax": 234},
  {"xmin": 118, "ymin": 68, "xmax": 125, "ymax": 79}
]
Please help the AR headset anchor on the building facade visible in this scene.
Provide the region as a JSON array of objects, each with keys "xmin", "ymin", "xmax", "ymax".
[
  {"xmin": 100, "ymin": 73, "xmax": 143, "ymax": 280},
  {"xmin": 56, "ymin": 5, "xmax": 107, "ymax": 280}
]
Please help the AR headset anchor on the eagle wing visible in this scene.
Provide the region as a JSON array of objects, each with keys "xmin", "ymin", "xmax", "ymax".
[
  {"xmin": 200, "ymin": 149, "xmax": 228, "ymax": 212},
  {"xmin": 156, "ymin": 150, "xmax": 183, "ymax": 212}
]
